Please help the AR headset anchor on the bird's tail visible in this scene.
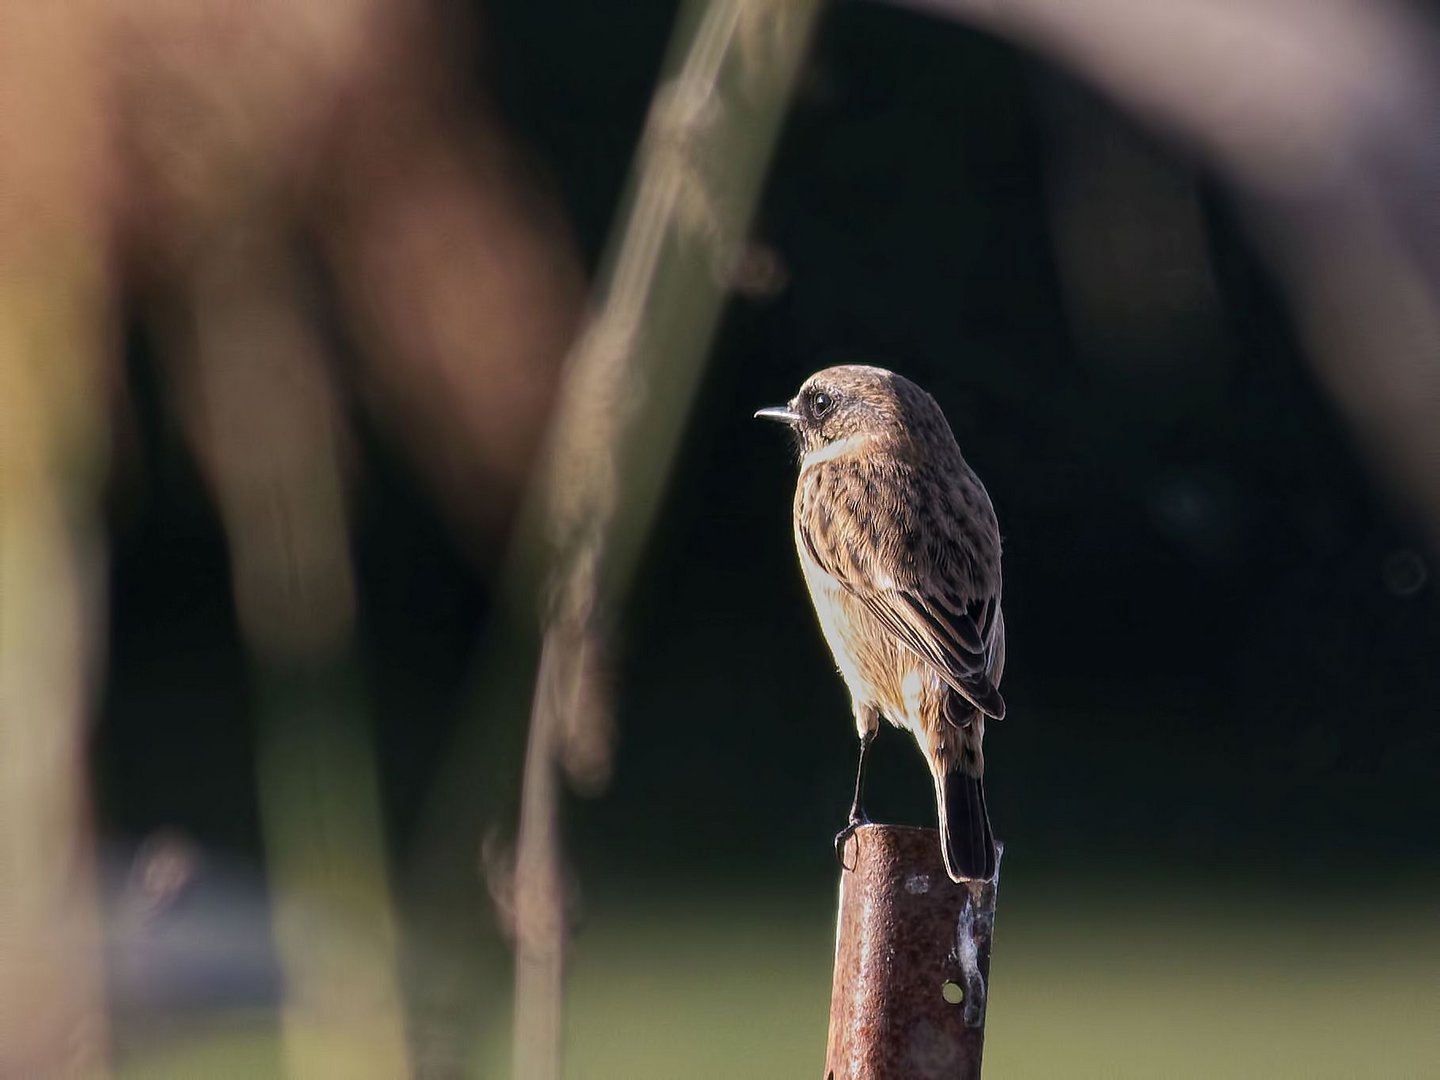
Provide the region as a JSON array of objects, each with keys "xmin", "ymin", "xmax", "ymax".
[{"xmin": 936, "ymin": 767, "xmax": 996, "ymax": 882}]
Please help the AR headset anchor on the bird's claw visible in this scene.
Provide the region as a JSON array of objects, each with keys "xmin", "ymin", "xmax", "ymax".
[{"xmin": 834, "ymin": 815, "xmax": 868, "ymax": 873}]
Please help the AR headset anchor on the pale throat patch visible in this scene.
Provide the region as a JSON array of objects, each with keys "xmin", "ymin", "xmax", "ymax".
[{"xmin": 800, "ymin": 433, "xmax": 870, "ymax": 469}]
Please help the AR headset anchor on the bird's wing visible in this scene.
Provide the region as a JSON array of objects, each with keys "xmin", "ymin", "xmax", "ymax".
[{"xmin": 798, "ymin": 475, "xmax": 1005, "ymax": 723}]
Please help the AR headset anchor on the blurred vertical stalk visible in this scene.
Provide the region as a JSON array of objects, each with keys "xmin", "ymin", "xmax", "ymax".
[
  {"xmin": 171, "ymin": 247, "xmax": 411, "ymax": 1079},
  {"xmin": 509, "ymin": 638, "xmax": 567, "ymax": 1080},
  {"xmin": 0, "ymin": 10, "xmax": 114, "ymax": 1074},
  {"xmin": 257, "ymin": 662, "xmax": 412, "ymax": 1080},
  {"xmin": 508, "ymin": 2, "xmax": 822, "ymax": 1078},
  {"xmin": 0, "ymin": 267, "xmax": 112, "ymax": 1077}
]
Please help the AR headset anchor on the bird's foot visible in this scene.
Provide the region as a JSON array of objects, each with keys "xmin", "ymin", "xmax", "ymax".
[{"xmin": 834, "ymin": 814, "xmax": 869, "ymax": 873}]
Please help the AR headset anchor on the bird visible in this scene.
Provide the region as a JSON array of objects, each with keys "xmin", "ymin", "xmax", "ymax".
[{"xmin": 755, "ymin": 365, "xmax": 1006, "ymax": 881}]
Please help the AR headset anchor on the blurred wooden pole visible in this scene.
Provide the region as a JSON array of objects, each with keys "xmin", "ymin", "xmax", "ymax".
[
  {"xmin": 825, "ymin": 825, "xmax": 1001, "ymax": 1080},
  {"xmin": 505, "ymin": 1, "xmax": 822, "ymax": 1077}
]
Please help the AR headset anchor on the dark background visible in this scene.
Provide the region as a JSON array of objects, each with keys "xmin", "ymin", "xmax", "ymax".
[{"xmin": 98, "ymin": 0, "xmax": 1440, "ymax": 899}]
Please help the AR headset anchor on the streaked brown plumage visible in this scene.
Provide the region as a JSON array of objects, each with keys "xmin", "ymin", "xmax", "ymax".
[{"xmin": 756, "ymin": 364, "xmax": 1005, "ymax": 881}]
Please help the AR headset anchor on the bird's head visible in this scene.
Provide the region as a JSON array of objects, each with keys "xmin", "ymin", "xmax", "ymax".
[{"xmin": 754, "ymin": 364, "xmax": 949, "ymax": 462}]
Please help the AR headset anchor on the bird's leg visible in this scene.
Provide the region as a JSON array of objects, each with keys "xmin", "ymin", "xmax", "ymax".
[
  {"xmin": 834, "ymin": 729, "xmax": 877, "ymax": 870},
  {"xmin": 846, "ymin": 728, "xmax": 875, "ymax": 826}
]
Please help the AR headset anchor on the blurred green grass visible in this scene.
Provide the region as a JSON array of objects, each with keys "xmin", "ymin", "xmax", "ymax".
[{"xmin": 122, "ymin": 884, "xmax": 1439, "ymax": 1079}]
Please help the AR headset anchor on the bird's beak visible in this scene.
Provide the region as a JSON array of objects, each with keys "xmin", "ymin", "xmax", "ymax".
[{"xmin": 754, "ymin": 404, "xmax": 801, "ymax": 425}]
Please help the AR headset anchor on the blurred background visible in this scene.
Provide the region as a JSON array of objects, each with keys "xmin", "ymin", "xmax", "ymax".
[{"xmin": 3, "ymin": 0, "xmax": 1438, "ymax": 1077}]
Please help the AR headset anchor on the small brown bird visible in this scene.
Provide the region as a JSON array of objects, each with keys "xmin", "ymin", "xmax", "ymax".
[{"xmin": 756, "ymin": 365, "xmax": 1005, "ymax": 881}]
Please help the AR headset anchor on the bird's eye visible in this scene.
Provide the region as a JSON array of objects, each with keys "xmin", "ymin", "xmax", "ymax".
[{"xmin": 811, "ymin": 391, "xmax": 834, "ymax": 418}]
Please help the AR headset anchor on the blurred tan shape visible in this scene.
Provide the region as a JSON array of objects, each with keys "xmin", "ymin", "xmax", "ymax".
[
  {"xmin": 897, "ymin": 0, "xmax": 1440, "ymax": 551},
  {"xmin": 320, "ymin": 108, "xmax": 586, "ymax": 538},
  {"xmin": 116, "ymin": 0, "xmax": 585, "ymax": 548},
  {"xmin": 159, "ymin": 235, "xmax": 357, "ymax": 662}
]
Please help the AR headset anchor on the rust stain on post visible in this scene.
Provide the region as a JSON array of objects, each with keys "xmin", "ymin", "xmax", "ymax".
[{"xmin": 824, "ymin": 824, "xmax": 1001, "ymax": 1080}]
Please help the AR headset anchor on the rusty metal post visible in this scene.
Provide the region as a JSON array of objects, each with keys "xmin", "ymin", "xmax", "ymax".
[{"xmin": 825, "ymin": 824, "xmax": 1001, "ymax": 1080}]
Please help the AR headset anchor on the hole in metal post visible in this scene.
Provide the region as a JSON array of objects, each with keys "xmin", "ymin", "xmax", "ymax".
[{"xmin": 941, "ymin": 980, "xmax": 964, "ymax": 1005}]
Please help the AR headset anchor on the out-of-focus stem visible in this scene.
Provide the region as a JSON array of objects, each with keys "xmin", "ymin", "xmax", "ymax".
[
  {"xmin": 0, "ymin": 8, "xmax": 115, "ymax": 1072},
  {"xmin": 507, "ymin": 2, "xmax": 823, "ymax": 1078},
  {"xmin": 257, "ymin": 663, "xmax": 412, "ymax": 1080},
  {"xmin": 172, "ymin": 249, "xmax": 410, "ymax": 1079},
  {"xmin": 509, "ymin": 636, "xmax": 567, "ymax": 1080},
  {"xmin": 0, "ymin": 496, "xmax": 110, "ymax": 1079},
  {"xmin": 0, "ymin": 272, "xmax": 112, "ymax": 1077}
]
